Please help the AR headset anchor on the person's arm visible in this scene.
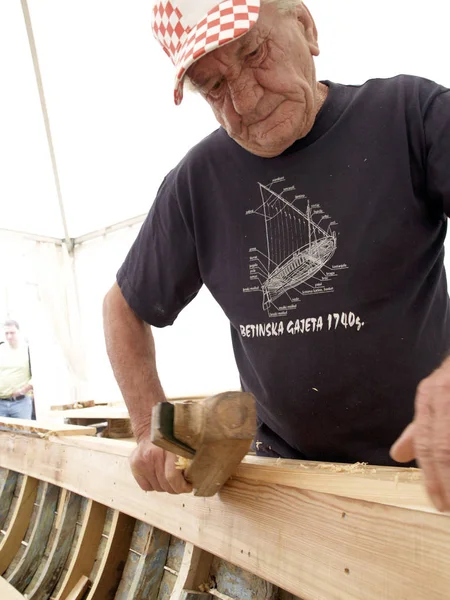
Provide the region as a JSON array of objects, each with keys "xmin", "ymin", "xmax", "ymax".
[
  {"xmin": 103, "ymin": 282, "xmax": 192, "ymax": 495},
  {"xmin": 391, "ymin": 87, "xmax": 450, "ymax": 511}
]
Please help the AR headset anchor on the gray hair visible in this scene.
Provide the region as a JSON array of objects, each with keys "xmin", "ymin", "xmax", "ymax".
[
  {"xmin": 262, "ymin": 0, "xmax": 303, "ymax": 12},
  {"xmin": 4, "ymin": 319, "xmax": 19, "ymax": 330}
]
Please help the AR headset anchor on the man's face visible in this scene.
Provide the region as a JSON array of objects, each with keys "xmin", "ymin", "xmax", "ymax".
[
  {"xmin": 4, "ymin": 326, "xmax": 19, "ymax": 348},
  {"xmin": 187, "ymin": 3, "xmax": 321, "ymax": 158}
]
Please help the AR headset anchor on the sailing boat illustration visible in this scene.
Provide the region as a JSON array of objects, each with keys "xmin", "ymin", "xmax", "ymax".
[{"xmin": 254, "ymin": 182, "xmax": 337, "ymax": 311}]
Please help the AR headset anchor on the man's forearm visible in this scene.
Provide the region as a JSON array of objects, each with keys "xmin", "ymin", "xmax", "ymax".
[{"xmin": 103, "ymin": 283, "xmax": 166, "ymax": 441}]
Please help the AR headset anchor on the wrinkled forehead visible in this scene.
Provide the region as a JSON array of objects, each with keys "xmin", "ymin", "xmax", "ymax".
[{"xmin": 187, "ymin": 22, "xmax": 258, "ymax": 81}]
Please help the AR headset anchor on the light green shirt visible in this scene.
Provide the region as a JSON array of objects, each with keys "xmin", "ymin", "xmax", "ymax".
[{"xmin": 0, "ymin": 343, "xmax": 31, "ymax": 398}]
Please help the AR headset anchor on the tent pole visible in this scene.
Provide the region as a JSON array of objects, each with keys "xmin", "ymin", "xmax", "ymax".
[
  {"xmin": 20, "ymin": 0, "xmax": 74, "ymax": 254},
  {"xmin": 73, "ymin": 214, "xmax": 147, "ymax": 247},
  {"xmin": 0, "ymin": 228, "xmax": 63, "ymax": 245}
]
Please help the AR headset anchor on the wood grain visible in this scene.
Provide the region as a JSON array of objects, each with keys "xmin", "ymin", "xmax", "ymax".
[
  {"xmin": 170, "ymin": 544, "xmax": 213, "ymax": 599},
  {"xmin": 54, "ymin": 435, "xmax": 431, "ymax": 511},
  {"xmin": 0, "ymin": 476, "xmax": 38, "ymax": 575},
  {"xmin": 0, "ymin": 417, "xmax": 95, "ymax": 437},
  {"xmin": 0, "ymin": 471, "xmax": 18, "ymax": 530},
  {"xmin": 115, "ymin": 522, "xmax": 170, "ymax": 600},
  {"xmin": 65, "ymin": 575, "xmax": 89, "ymax": 600},
  {"xmin": 85, "ymin": 510, "xmax": 135, "ymax": 599},
  {"xmin": 53, "ymin": 499, "xmax": 107, "ymax": 600},
  {"xmin": 1, "ymin": 433, "xmax": 449, "ymax": 599},
  {"xmin": 6, "ymin": 483, "xmax": 60, "ymax": 591},
  {"xmin": 24, "ymin": 490, "xmax": 81, "ymax": 600}
]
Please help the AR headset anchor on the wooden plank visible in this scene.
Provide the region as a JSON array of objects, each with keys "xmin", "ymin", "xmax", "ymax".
[
  {"xmin": 85, "ymin": 509, "xmax": 135, "ymax": 599},
  {"xmin": 209, "ymin": 556, "xmax": 277, "ymax": 599},
  {"xmin": 53, "ymin": 500, "xmax": 107, "ymax": 600},
  {"xmin": 1, "ymin": 434, "xmax": 450, "ymax": 600},
  {"xmin": 0, "ymin": 576, "xmax": 24, "ymax": 600},
  {"xmin": 179, "ymin": 593, "xmax": 211, "ymax": 600},
  {"xmin": 61, "ymin": 406, "xmax": 130, "ymax": 420},
  {"xmin": 51, "ymin": 401, "xmax": 97, "ymax": 411},
  {"xmin": 0, "ymin": 471, "xmax": 18, "ymax": 530},
  {"xmin": 236, "ymin": 456, "xmax": 429, "ymax": 510},
  {"xmin": 24, "ymin": 490, "xmax": 81, "ymax": 600},
  {"xmin": 52, "ymin": 435, "xmax": 432, "ymax": 511},
  {"xmin": 170, "ymin": 544, "xmax": 213, "ymax": 599},
  {"xmin": 0, "ymin": 476, "xmax": 38, "ymax": 575},
  {"xmin": 115, "ymin": 522, "xmax": 170, "ymax": 600},
  {"xmin": 65, "ymin": 575, "xmax": 89, "ymax": 600},
  {"xmin": 159, "ymin": 537, "xmax": 185, "ymax": 599},
  {"xmin": 6, "ymin": 483, "xmax": 60, "ymax": 591},
  {"xmin": 0, "ymin": 418, "xmax": 96, "ymax": 437}
]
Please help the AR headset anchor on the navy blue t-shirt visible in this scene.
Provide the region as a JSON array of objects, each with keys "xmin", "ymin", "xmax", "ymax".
[{"xmin": 118, "ymin": 76, "xmax": 450, "ymax": 465}]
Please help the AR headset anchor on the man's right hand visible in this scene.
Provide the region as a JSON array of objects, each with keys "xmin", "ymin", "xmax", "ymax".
[{"xmin": 130, "ymin": 436, "xmax": 193, "ymax": 494}]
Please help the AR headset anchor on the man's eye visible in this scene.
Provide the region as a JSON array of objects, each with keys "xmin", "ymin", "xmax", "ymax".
[
  {"xmin": 211, "ymin": 78, "xmax": 224, "ymax": 92},
  {"xmin": 206, "ymin": 78, "xmax": 225, "ymax": 98},
  {"xmin": 246, "ymin": 44, "xmax": 265, "ymax": 64}
]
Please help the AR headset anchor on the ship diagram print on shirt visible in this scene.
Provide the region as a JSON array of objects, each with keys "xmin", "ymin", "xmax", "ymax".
[{"xmin": 243, "ymin": 177, "xmax": 349, "ymax": 318}]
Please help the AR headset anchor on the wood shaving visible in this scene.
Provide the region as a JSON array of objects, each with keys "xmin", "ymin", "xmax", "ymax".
[
  {"xmin": 317, "ymin": 462, "xmax": 368, "ymax": 473},
  {"xmin": 175, "ymin": 456, "xmax": 192, "ymax": 470},
  {"xmin": 38, "ymin": 430, "xmax": 61, "ymax": 439}
]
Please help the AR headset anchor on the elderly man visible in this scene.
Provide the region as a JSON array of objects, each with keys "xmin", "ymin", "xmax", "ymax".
[
  {"xmin": 103, "ymin": 0, "xmax": 450, "ymax": 510},
  {"xmin": 0, "ymin": 320, "xmax": 33, "ymax": 419}
]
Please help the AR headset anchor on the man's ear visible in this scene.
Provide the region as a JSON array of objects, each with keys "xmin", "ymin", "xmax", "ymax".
[{"xmin": 295, "ymin": 3, "xmax": 320, "ymax": 56}]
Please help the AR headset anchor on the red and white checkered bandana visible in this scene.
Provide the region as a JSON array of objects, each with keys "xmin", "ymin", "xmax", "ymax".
[{"xmin": 152, "ymin": 0, "xmax": 261, "ymax": 104}]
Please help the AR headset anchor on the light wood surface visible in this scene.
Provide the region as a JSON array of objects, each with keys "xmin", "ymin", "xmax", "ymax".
[
  {"xmin": 65, "ymin": 575, "xmax": 89, "ymax": 600},
  {"xmin": 170, "ymin": 544, "xmax": 213, "ymax": 599},
  {"xmin": 24, "ymin": 490, "xmax": 81, "ymax": 600},
  {"xmin": 7, "ymin": 483, "xmax": 60, "ymax": 592},
  {"xmin": 53, "ymin": 500, "xmax": 107, "ymax": 600},
  {"xmin": 51, "ymin": 401, "xmax": 97, "ymax": 411},
  {"xmin": 114, "ymin": 523, "xmax": 170, "ymax": 600},
  {"xmin": 0, "ymin": 476, "xmax": 38, "ymax": 575},
  {"xmin": 0, "ymin": 432, "xmax": 448, "ymax": 599},
  {"xmin": 55, "ymin": 435, "xmax": 430, "ymax": 511},
  {"xmin": 0, "ymin": 576, "xmax": 24, "ymax": 599},
  {"xmin": 59, "ymin": 406, "xmax": 130, "ymax": 420},
  {"xmin": 0, "ymin": 417, "xmax": 96, "ymax": 437},
  {"xmin": 85, "ymin": 510, "xmax": 135, "ymax": 600}
]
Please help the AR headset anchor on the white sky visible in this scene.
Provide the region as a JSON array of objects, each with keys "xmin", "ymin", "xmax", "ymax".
[{"xmin": 0, "ymin": 0, "xmax": 449, "ymax": 239}]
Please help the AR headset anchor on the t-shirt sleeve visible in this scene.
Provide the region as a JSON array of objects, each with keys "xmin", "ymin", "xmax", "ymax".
[
  {"xmin": 424, "ymin": 89, "xmax": 450, "ymax": 216},
  {"xmin": 117, "ymin": 179, "xmax": 202, "ymax": 327}
]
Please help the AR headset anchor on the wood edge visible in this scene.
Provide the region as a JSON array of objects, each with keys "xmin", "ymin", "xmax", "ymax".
[
  {"xmin": 53, "ymin": 500, "xmax": 107, "ymax": 600},
  {"xmin": 170, "ymin": 543, "xmax": 214, "ymax": 599},
  {"xmin": 0, "ymin": 476, "xmax": 38, "ymax": 574},
  {"xmin": 85, "ymin": 510, "xmax": 135, "ymax": 600}
]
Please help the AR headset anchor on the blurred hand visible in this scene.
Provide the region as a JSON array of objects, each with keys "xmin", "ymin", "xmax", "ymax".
[
  {"xmin": 391, "ymin": 357, "xmax": 450, "ymax": 512},
  {"xmin": 130, "ymin": 436, "xmax": 192, "ymax": 494}
]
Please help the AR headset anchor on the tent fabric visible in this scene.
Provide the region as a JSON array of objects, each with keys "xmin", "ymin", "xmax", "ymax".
[{"xmin": 2, "ymin": 0, "xmax": 449, "ymax": 240}]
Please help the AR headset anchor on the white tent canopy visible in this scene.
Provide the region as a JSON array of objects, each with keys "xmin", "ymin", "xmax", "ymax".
[{"xmin": 0, "ymin": 0, "xmax": 449, "ymax": 414}]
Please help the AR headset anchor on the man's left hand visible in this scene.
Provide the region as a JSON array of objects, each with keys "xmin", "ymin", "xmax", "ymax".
[
  {"xmin": 391, "ymin": 356, "xmax": 450, "ymax": 512},
  {"xmin": 15, "ymin": 384, "xmax": 32, "ymax": 397}
]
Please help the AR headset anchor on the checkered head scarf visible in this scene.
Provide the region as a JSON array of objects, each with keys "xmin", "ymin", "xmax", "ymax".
[{"xmin": 152, "ymin": 0, "xmax": 261, "ymax": 104}]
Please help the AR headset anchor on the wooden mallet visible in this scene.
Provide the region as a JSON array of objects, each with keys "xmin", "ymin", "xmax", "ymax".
[{"xmin": 151, "ymin": 391, "xmax": 256, "ymax": 497}]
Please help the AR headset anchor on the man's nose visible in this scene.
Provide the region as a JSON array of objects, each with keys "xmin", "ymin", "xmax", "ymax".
[{"xmin": 228, "ymin": 71, "xmax": 263, "ymax": 116}]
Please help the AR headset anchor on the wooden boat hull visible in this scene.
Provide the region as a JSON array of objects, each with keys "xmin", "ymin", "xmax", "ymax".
[{"xmin": 0, "ymin": 422, "xmax": 449, "ymax": 599}]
